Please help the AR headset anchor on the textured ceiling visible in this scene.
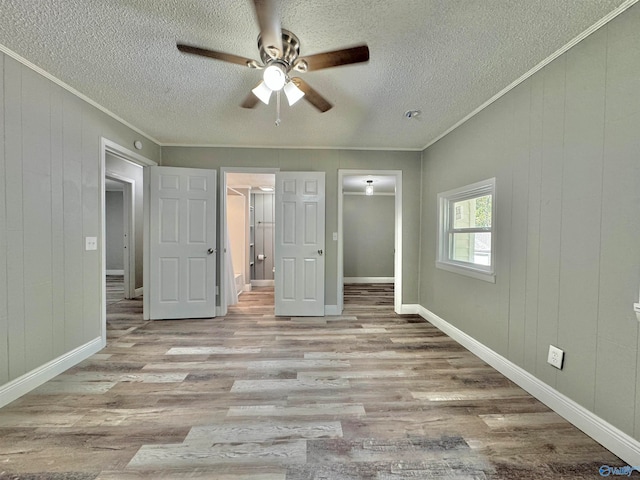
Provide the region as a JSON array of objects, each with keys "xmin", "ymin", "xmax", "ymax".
[{"xmin": 0, "ymin": 0, "xmax": 630, "ymax": 150}]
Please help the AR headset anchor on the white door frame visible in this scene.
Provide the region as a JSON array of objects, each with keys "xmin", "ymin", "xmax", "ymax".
[
  {"xmin": 104, "ymin": 172, "xmax": 135, "ymax": 298},
  {"xmin": 99, "ymin": 138, "xmax": 156, "ymax": 334},
  {"xmin": 337, "ymin": 169, "xmax": 403, "ymax": 314},
  {"xmin": 220, "ymin": 167, "xmax": 279, "ymax": 316}
]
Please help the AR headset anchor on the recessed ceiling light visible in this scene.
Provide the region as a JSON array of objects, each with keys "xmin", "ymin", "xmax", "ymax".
[{"xmin": 259, "ymin": 186, "xmax": 274, "ymax": 192}]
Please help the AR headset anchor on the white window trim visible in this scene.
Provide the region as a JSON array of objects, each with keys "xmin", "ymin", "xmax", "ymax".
[{"xmin": 436, "ymin": 177, "xmax": 496, "ymax": 283}]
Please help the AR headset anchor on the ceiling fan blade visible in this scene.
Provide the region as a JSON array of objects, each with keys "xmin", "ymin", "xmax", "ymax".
[
  {"xmin": 252, "ymin": 0, "xmax": 283, "ymax": 57},
  {"xmin": 290, "ymin": 77, "xmax": 332, "ymax": 113},
  {"xmin": 177, "ymin": 44, "xmax": 260, "ymax": 68},
  {"xmin": 241, "ymin": 91, "xmax": 261, "ymax": 109},
  {"xmin": 294, "ymin": 44, "xmax": 369, "ymax": 72}
]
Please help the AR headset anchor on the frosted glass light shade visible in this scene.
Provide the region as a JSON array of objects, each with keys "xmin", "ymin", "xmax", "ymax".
[
  {"xmin": 263, "ymin": 64, "xmax": 286, "ymax": 91},
  {"xmin": 252, "ymin": 81, "xmax": 273, "ymax": 105},
  {"xmin": 365, "ymin": 181, "xmax": 373, "ymax": 196},
  {"xmin": 283, "ymin": 81, "xmax": 305, "ymax": 106}
]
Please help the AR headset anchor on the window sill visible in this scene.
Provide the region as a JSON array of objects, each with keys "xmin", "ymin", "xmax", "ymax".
[{"xmin": 436, "ymin": 261, "xmax": 496, "ymax": 283}]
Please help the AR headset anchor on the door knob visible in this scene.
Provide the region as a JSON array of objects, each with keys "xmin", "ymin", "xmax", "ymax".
[
  {"xmin": 207, "ymin": 248, "xmax": 215, "ymax": 255},
  {"xmin": 318, "ymin": 249, "xmax": 323, "ymax": 255}
]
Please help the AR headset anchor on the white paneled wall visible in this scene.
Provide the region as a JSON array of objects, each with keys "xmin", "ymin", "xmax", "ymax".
[
  {"xmin": 0, "ymin": 52, "xmax": 160, "ymax": 400},
  {"xmin": 420, "ymin": 4, "xmax": 640, "ymax": 439}
]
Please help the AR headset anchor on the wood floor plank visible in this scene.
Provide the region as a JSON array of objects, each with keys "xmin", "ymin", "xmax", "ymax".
[
  {"xmin": 0, "ymin": 283, "xmax": 624, "ymax": 478},
  {"xmin": 183, "ymin": 421, "xmax": 343, "ymax": 444},
  {"xmin": 127, "ymin": 440, "xmax": 307, "ymax": 468}
]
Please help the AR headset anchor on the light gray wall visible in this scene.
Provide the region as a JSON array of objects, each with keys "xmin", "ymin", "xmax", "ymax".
[
  {"xmin": 105, "ymin": 153, "xmax": 144, "ymax": 288},
  {"xmin": 105, "ymin": 191, "xmax": 124, "ymax": 270},
  {"xmin": 420, "ymin": 4, "xmax": 640, "ymax": 439},
  {"xmin": 160, "ymin": 147, "xmax": 422, "ymax": 306},
  {"xmin": 343, "ymin": 195, "xmax": 394, "ymax": 278},
  {"xmin": 0, "ymin": 52, "xmax": 160, "ymax": 387}
]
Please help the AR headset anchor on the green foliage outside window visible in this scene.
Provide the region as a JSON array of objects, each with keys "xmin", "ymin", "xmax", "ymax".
[{"xmin": 474, "ymin": 195, "xmax": 492, "ymax": 228}]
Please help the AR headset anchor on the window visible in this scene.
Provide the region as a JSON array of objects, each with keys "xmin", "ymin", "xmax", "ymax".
[{"xmin": 437, "ymin": 178, "xmax": 496, "ymax": 282}]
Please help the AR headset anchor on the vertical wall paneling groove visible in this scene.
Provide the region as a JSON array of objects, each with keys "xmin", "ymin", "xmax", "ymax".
[
  {"xmin": 507, "ymin": 80, "xmax": 531, "ymax": 367},
  {"xmin": 0, "ymin": 52, "xmax": 7, "ymax": 384},
  {"xmin": 5, "ymin": 57, "xmax": 26, "ymax": 379},
  {"xmin": 420, "ymin": 3, "xmax": 640, "ymax": 442},
  {"xmin": 50, "ymin": 84, "xmax": 65, "ymax": 357},
  {"xmin": 62, "ymin": 92, "xmax": 84, "ymax": 351},
  {"xmin": 557, "ymin": 29, "xmax": 607, "ymax": 412},
  {"xmin": 81, "ymin": 107, "xmax": 100, "ymax": 344},
  {"xmin": 535, "ymin": 55, "xmax": 566, "ymax": 389},
  {"xmin": 22, "ymin": 67, "xmax": 54, "ymax": 371},
  {"xmin": 524, "ymin": 72, "xmax": 544, "ymax": 373}
]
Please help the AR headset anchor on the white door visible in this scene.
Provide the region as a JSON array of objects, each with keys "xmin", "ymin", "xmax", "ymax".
[
  {"xmin": 149, "ymin": 166, "xmax": 217, "ymax": 319},
  {"xmin": 275, "ymin": 172, "xmax": 325, "ymax": 316}
]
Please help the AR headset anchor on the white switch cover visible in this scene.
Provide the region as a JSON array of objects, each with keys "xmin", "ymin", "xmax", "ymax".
[
  {"xmin": 333, "ymin": 232, "xmax": 338, "ymax": 241},
  {"xmin": 85, "ymin": 236, "xmax": 97, "ymax": 251}
]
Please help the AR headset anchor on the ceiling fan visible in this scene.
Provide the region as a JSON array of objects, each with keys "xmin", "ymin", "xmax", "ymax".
[{"xmin": 177, "ymin": 0, "xmax": 369, "ymax": 114}]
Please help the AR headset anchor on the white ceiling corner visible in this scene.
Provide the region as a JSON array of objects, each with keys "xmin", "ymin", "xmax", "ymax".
[{"xmin": 0, "ymin": 0, "xmax": 633, "ymax": 150}]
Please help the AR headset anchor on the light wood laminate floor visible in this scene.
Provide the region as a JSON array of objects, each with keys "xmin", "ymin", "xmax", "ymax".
[{"xmin": 0, "ymin": 284, "xmax": 623, "ymax": 479}]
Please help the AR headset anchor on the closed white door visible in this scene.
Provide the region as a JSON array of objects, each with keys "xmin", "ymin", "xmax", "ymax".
[
  {"xmin": 275, "ymin": 172, "xmax": 325, "ymax": 316},
  {"xmin": 149, "ymin": 166, "xmax": 217, "ymax": 319}
]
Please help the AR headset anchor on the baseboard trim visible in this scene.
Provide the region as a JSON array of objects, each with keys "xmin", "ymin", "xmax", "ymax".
[
  {"xmin": 0, "ymin": 337, "xmax": 104, "ymax": 409},
  {"xmin": 416, "ymin": 305, "xmax": 640, "ymax": 466},
  {"xmin": 243, "ymin": 284, "xmax": 252, "ymax": 292},
  {"xmin": 324, "ymin": 305, "xmax": 340, "ymax": 316},
  {"xmin": 106, "ymin": 269, "xmax": 124, "ymax": 275},
  {"xmin": 399, "ymin": 304, "xmax": 420, "ymax": 315},
  {"xmin": 344, "ymin": 277, "xmax": 394, "ymax": 284},
  {"xmin": 251, "ymin": 280, "xmax": 274, "ymax": 287},
  {"xmin": 134, "ymin": 287, "xmax": 143, "ymax": 297}
]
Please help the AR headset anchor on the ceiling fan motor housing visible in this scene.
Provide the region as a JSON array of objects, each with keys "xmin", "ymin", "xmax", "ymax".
[{"xmin": 258, "ymin": 29, "xmax": 301, "ymax": 71}]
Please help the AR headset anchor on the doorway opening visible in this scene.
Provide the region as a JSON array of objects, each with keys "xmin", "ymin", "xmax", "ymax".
[
  {"xmin": 338, "ymin": 170, "xmax": 403, "ymax": 314},
  {"xmin": 100, "ymin": 138, "xmax": 156, "ymax": 343},
  {"xmin": 104, "ymin": 174, "xmax": 134, "ymax": 302},
  {"xmin": 220, "ymin": 168, "xmax": 278, "ymax": 316}
]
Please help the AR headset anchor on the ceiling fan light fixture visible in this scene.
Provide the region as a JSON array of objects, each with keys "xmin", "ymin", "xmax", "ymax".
[
  {"xmin": 263, "ymin": 64, "xmax": 286, "ymax": 91},
  {"xmin": 283, "ymin": 81, "xmax": 305, "ymax": 106},
  {"xmin": 252, "ymin": 81, "xmax": 273, "ymax": 105}
]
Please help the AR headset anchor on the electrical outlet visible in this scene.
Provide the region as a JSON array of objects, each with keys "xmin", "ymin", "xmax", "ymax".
[
  {"xmin": 85, "ymin": 236, "xmax": 97, "ymax": 251},
  {"xmin": 547, "ymin": 345, "xmax": 564, "ymax": 370}
]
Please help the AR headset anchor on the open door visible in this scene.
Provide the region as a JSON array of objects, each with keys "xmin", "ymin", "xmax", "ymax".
[
  {"xmin": 149, "ymin": 166, "xmax": 217, "ymax": 320},
  {"xmin": 275, "ymin": 172, "xmax": 325, "ymax": 316}
]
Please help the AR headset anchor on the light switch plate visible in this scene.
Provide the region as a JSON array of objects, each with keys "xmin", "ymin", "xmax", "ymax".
[
  {"xmin": 333, "ymin": 232, "xmax": 338, "ymax": 241},
  {"xmin": 85, "ymin": 236, "xmax": 97, "ymax": 251}
]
